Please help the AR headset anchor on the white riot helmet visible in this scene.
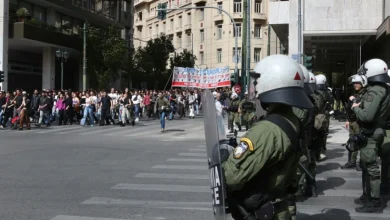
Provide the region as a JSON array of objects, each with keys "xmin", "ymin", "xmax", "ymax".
[
  {"xmin": 299, "ymin": 64, "xmax": 314, "ymax": 95},
  {"xmin": 349, "ymin": 74, "xmax": 368, "ymax": 87},
  {"xmin": 315, "ymin": 74, "xmax": 327, "ymax": 90},
  {"xmin": 357, "ymin": 58, "xmax": 390, "ymax": 83},
  {"xmin": 308, "ymin": 72, "xmax": 319, "ymax": 91},
  {"xmin": 253, "ymin": 54, "xmax": 313, "ymax": 109}
]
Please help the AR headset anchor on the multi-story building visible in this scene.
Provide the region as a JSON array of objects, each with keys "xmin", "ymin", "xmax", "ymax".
[
  {"xmin": 269, "ymin": 0, "xmax": 390, "ymax": 88},
  {"xmin": 133, "ymin": 0, "xmax": 282, "ymax": 75},
  {"xmin": 0, "ymin": 0, "xmax": 133, "ymax": 92}
]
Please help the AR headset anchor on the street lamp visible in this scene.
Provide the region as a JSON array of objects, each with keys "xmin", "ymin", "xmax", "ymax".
[{"xmin": 56, "ymin": 49, "xmax": 69, "ymax": 90}]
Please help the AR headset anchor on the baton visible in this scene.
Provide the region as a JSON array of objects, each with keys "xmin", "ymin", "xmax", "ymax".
[{"xmin": 299, "ymin": 162, "xmax": 314, "ymax": 180}]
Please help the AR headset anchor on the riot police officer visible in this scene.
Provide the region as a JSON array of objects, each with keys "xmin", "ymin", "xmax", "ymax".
[
  {"xmin": 239, "ymin": 91, "xmax": 257, "ymax": 131},
  {"xmin": 289, "ymin": 64, "xmax": 315, "ymax": 220},
  {"xmin": 381, "ymin": 71, "xmax": 390, "ymax": 195},
  {"xmin": 342, "ymin": 74, "xmax": 367, "ymax": 170},
  {"xmin": 352, "ymin": 58, "xmax": 390, "ymax": 213},
  {"xmin": 314, "ymin": 74, "xmax": 332, "ymax": 161},
  {"xmin": 227, "ymin": 87, "xmax": 242, "ymax": 135},
  {"xmin": 222, "ymin": 54, "xmax": 313, "ymax": 220}
]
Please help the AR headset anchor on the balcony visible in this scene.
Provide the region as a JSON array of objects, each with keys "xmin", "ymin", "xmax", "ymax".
[
  {"xmin": 135, "ymin": 19, "xmax": 143, "ymax": 27},
  {"xmin": 252, "ymin": 13, "xmax": 266, "ymax": 21},
  {"xmin": 193, "ymin": 0, "xmax": 207, "ymax": 4},
  {"xmin": 176, "ymin": 26, "xmax": 183, "ymax": 33},
  {"xmin": 214, "ymin": 14, "xmax": 223, "ymax": 22},
  {"xmin": 11, "ymin": 21, "xmax": 82, "ymax": 50},
  {"xmin": 233, "ymin": 13, "xmax": 244, "ymax": 19},
  {"xmin": 184, "ymin": 23, "xmax": 192, "ymax": 30}
]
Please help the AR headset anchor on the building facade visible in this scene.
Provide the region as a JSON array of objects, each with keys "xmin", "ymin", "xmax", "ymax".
[
  {"xmin": 269, "ymin": 0, "xmax": 390, "ymax": 88},
  {"xmin": 133, "ymin": 0, "xmax": 282, "ymax": 74},
  {"xmin": 0, "ymin": 0, "xmax": 133, "ymax": 92}
]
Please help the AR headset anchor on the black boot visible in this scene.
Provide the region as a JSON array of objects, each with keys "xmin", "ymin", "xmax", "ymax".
[
  {"xmin": 355, "ymin": 198, "xmax": 382, "ymax": 213},
  {"xmin": 341, "ymin": 161, "xmax": 356, "ymax": 169},
  {"xmin": 120, "ymin": 122, "xmax": 125, "ymax": 127},
  {"xmin": 354, "ymin": 193, "xmax": 370, "ymax": 205}
]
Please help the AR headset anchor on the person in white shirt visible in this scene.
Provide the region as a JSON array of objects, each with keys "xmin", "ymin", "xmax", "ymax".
[
  {"xmin": 108, "ymin": 88, "xmax": 118, "ymax": 121},
  {"xmin": 80, "ymin": 93, "xmax": 94, "ymax": 126},
  {"xmin": 132, "ymin": 91, "xmax": 143, "ymax": 122},
  {"xmin": 215, "ymin": 92, "xmax": 226, "ymax": 138}
]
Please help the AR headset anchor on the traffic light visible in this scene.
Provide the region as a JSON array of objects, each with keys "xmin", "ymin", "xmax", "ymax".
[
  {"xmin": 303, "ymin": 55, "xmax": 313, "ymax": 70},
  {"xmin": 0, "ymin": 71, "xmax": 4, "ymax": 83},
  {"xmin": 157, "ymin": 3, "xmax": 167, "ymax": 20}
]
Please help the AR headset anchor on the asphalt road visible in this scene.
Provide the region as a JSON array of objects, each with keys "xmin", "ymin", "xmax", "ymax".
[{"xmin": 0, "ymin": 117, "xmax": 389, "ymax": 220}]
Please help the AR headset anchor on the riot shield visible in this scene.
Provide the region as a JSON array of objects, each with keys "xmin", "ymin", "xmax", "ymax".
[
  {"xmin": 248, "ymin": 76, "xmax": 256, "ymax": 100},
  {"xmin": 202, "ymin": 89, "xmax": 227, "ymax": 220}
]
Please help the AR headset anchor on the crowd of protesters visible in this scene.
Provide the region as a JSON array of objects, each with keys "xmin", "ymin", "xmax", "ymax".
[{"xmin": 0, "ymin": 87, "xmax": 231, "ymax": 131}]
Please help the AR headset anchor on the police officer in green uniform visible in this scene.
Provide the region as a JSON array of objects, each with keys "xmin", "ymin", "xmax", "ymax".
[
  {"xmin": 352, "ymin": 58, "xmax": 390, "ymax": 213},
  {"xmin": 223, "ymin": 54, "xmax": 313, "ymax": 220},
  {"xmin": 228, "ymin": 86, "xmax": 242, "ymax": 135},
  {"xmin": 342, "ymin": 74, "xmax": 367, "ymax": 169},
  {"xmin": 314, "ymin": 74, "xmax": 332, "ymax": 161},
  {"xmin": 382, "ymin": 70, "xmax": 390, "ymax": 195},
  {"xmin": 239, "ymin": 91, "xmax": 257, "ymax": 131},
  {"xmin": 288, "ymin": 65, "xmax": 314, "ymax": 220}
]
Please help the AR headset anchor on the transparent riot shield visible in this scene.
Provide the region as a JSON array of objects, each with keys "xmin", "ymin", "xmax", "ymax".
[
  {"xmin": 248, "ymin": 75, "xmax": 256, "ymax": 100},
  {"xmin": 202, "ymin": 89, "xmax": 227, "ymax": 220}
]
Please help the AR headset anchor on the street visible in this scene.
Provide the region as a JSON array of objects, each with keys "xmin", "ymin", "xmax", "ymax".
[{"xmin": 0, "ymin": 118, "xmax": 389, "ymax": 220}]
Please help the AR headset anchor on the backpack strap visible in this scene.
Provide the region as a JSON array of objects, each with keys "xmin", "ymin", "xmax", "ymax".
[{"xmin": 263, "ymin": 114, "xmax": 299, "ymax": 151}]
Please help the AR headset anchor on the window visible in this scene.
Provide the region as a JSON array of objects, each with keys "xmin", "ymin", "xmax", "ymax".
[
  {"xmin": 149, "ymin": 26, "xmax": 152, "ymax": 37},
  {"xmin": 254, "ymin": 48, "xmax": 261, "ymax": 63},
  {"xmin": 137, "ymin": 12, "xmax": 143, "ymax": 21},
  {"xmin": 217, "ymin": 49, "xmax": 222, "ymax": 63},
  {"xmin": 73, "ymin": 19, "xmax": 80, "ymax": 35},
  {"xmin": 178, "ymin": 35, "xmax": 182, "ymax": 48},
  {"xmin": 232, "ymin": 47, "xmax": 242, "ymax": 61},
  {"xmin": 200, "ymin": 52, "xmax": 204, "ymax": 64},
  {"xmin": 156, "ymin": 24, "xmax": 159, "ymax": 35},
  {"xmin": 170, "ymin": 19, "xmax": 174, "ymax": 30},
  {"xmin": 33, "ymin": 5, "xmax": 46, "ymax": 22},
  {"xmin": 254, "ymin": 24, "xmax": 262, "ymax": 38},
  {"xmin": 187, "ymin": 33, "xmax": 192, "ymax": 46},
  {"xmin": 217, "ymin": 24, "xmax": 222, "ymax": 39},
  {"xmin": 178, "ymin": 16, "xmax": 182, "ymax": 27},
  {"xmin": 233, "ymin": 0, "xmax": 242, "ymax": 13},
  {"xmin": 234, "ymin": 23, "xmax": 241, "ymax": 38},
  {"xmin": 255, "ymin": 0, "xmax": 262, "ymax": 13},
  {"xmin": 187, "ymin": 13, "xmax": 191, "ymax": 24},
  {"xmin": 199, "ymin": 9, "xmax": 204, "ymax": 21},
  {"xmin": 200, "ymin": 29, "xmax": 205, "ymax": 43},
  {"xmin": 217, "ymin": 2, "xmax": 223, "ymax": 14}
]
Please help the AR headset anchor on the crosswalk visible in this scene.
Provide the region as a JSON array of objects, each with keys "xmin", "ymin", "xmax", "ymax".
[
  {"xmin": 44, "ymin": 120, "xmax": 390, "ymax": 219},
  {"xmin": 0, "ymin": 119, "xmax": 206, "ymax": 142}
]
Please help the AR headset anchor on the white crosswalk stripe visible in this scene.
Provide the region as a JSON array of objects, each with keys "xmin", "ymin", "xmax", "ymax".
[{"xmin": 50, "ymin": 119, "xmax": 385, "ymax": 220}]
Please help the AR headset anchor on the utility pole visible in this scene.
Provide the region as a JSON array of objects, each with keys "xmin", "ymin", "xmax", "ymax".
[
  {"xmin": 83, "ymin": 22, "xmax": 87, "ymax": 91},
  {"xmin": 245, "ymin": 0, "xmax": 251, "ymax": 96},
  {"xmin": 267, "ymin": 24, "xmax": 271, "ymax": 56},
  {"xmin": 241, "ymin": 0, "xmax": 247, "ymax": 97},
  {"xmin": 298, "ymin": 0, "xmax": 302, "ymax": 64}
]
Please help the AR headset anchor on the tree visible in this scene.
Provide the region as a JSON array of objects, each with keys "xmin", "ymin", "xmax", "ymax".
[
  {"xmin": 132, "ymin": 33, "xmax": 174, "ymax": 88},
  {"xmin": 87, "ymin": 25, "xmax": 129, "ymax": 90},
  {"xmin": 171, "ymin": 49, "xmax": 197, "ymax": 68}
]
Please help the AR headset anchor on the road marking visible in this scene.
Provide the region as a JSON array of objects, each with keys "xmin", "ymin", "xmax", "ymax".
[
  {"xmin": 135, "ymin": 173, "xmax": 209, "ymax": 180},
  {"xmin": 35, "ymin": 126, "xmax": 79, "ymax": 134},
  {"xmin": 111, "ymin": 183, "xmax": 209, "ymax": 192},
  {"xmin": 189, "ymin": 148, "xmax": 206, "ymax": 152},
  {"xmin": 178, "ymin": 153, "xmax": 207, "ymax": 157},
  {"xmin": 51, "ymin": 215, "xmax": 129, "ymax": 220},
  {"xmin": 152, "ymin": 165, "xmax": 208, "ymax": 170},
  {"xmin": 78, "ymin": 127, "xmax": 125, "ymax": 135},
  {"xmin": 82, "ymin": 197, "xmax": 211, "ymax": 210},
  {"xmin": 166, "ymin": 158, "xmax": 206, "ymax": 162}
]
